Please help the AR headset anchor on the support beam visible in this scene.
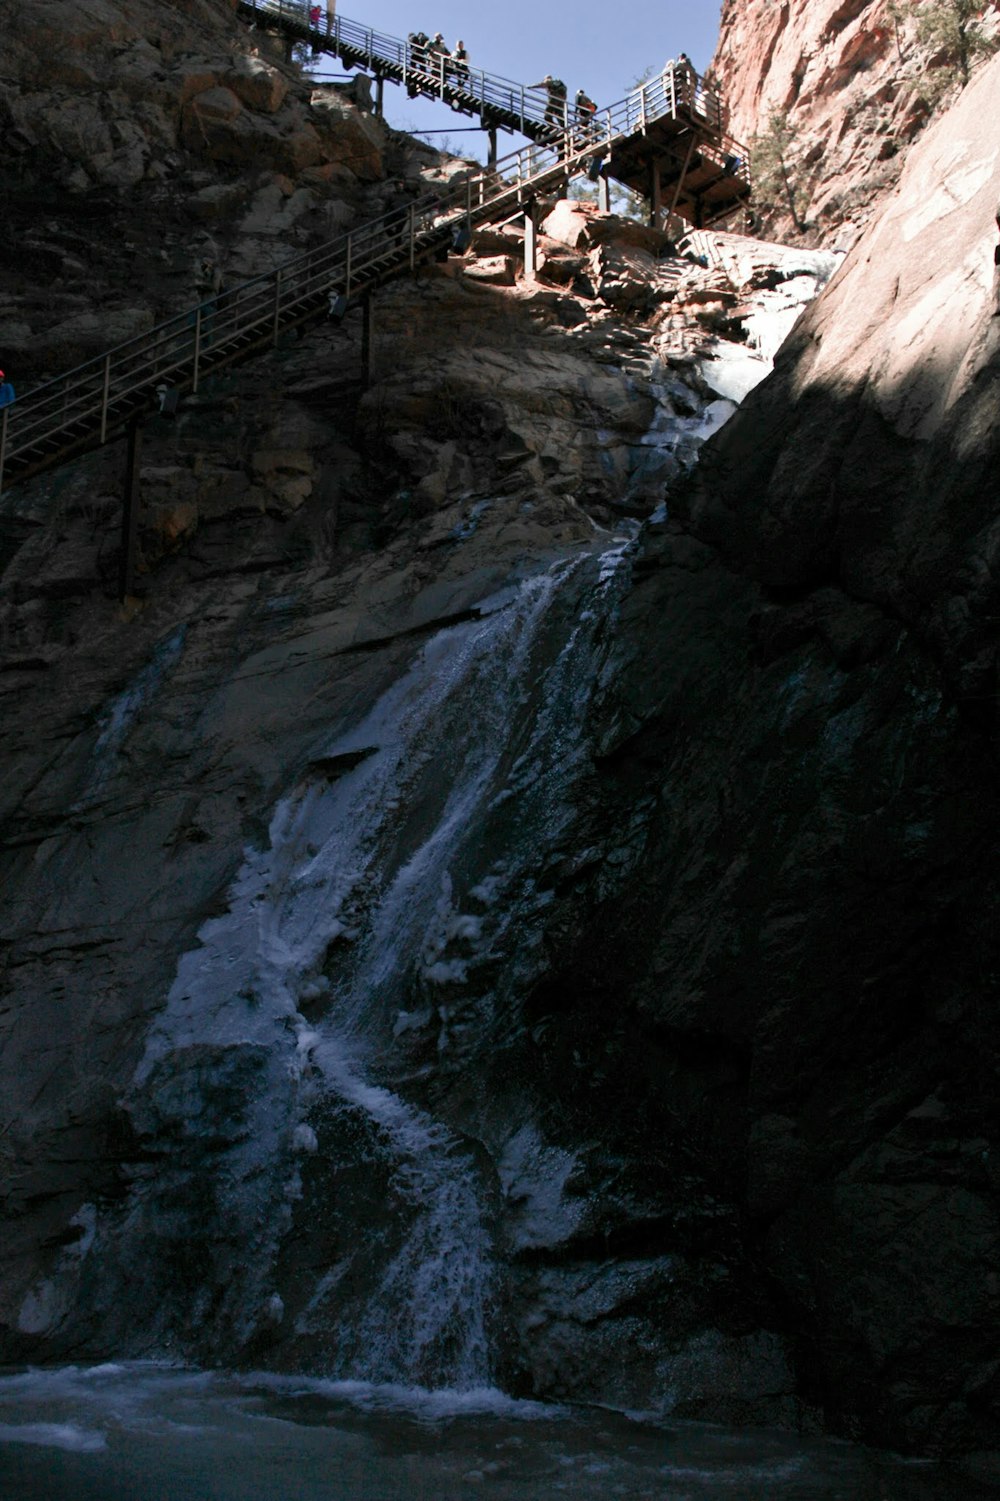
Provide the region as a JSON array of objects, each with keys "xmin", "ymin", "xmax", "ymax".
[
  {"xmin": 118, "ymin": 416, "xmax": 142, "ymax": 603},
  {"xmin": 598, "ymin": 170, "xmax": 611, "ymax": 214},
  {"xmin": 361, "ymin": 294, "xmax": 375, "ymax": 388},
  {"xmin": 524, "ymin": 200, "xmax": 539, "ymax": 280},
  {"xmin": 648, "ymin": 157, "xmax": 662, "ymax": 229},
  {"xmin": 374, "ymin": 73, "xmax": 384, "ymax": 117},
  {"xmin": 488, "ymin": 127, "xmax": 497, "ymax": 171}
]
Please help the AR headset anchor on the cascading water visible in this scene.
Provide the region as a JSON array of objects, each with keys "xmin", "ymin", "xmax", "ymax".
[{"xmin": 78, "ymin": 539, "xmax": 634, "ymax": 1390}]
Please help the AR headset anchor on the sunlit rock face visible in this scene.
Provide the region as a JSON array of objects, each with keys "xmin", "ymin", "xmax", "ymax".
[{"xmin": 710, "ymin": 0, "xmax": 1000, "ymax": 246}]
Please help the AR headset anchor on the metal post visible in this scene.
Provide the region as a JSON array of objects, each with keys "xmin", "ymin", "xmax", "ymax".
[
  {"xmin": 192, "ymin": 307, "xmax": 202, "ymax": 393},
  {"xmin": 345, "ymin": 234, "xmax": 352, "ymax": 295},
  {"xmin": 598, "ymin": 170, "xmax": 611, "ymax": 214},
  {"xmin": 375, "ymin": 73, "xmax": 384, "ymax": 116},
  {"xmin": 524, "ymin": 200, "xmax": 538, "ymax": 280},
  {"xmin": 118, "ymin": 416, "xmax": 142, "ymax": 603},
  {"xmin": 667, "ymin": 135, "xmax": 698, "ymax": 226},
  {"xmin": 361, "ymin": 294, "xmax": 375, "ymax": 388},
  {"xmin": 0, "ymin": 405, "xmax": 7, "ymax": 498},
  {"xmin": 488, "ymin": 126, "xmax": 497, "ymax": 171},
  {"xmin": 99, "ymin": 354, "xmax": 111, "ymax": 444},
  {"xmin": 649, "ymin": 158, "xmax": 662, "ymax": 229},
  {"xmin": 409, "ymin": 205, "xmax": 415, "ymax": 270}
]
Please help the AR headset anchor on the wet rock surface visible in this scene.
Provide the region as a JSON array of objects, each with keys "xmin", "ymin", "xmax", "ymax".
[{"xmin": 0, "ymin": 190, "xmax": 830, "ymax": 1429}]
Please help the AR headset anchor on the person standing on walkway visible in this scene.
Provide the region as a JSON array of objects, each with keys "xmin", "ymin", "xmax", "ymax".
[
  {"xmin": 531, "ymin": 74, "xmax": 567, "ymax": 131},
  {"xmin": 451, "ymin": 39, "xmax": 469, "ymax": 84},
  {"xmin": 0, "ymin": 371, "xmax": 15, "ymax": 408},
  {"xmin": 670, "ymin": 52, "xmax": 696, "ymax": 108},
  {"xmin": 574, "ymin": 86, "xmax": 597, "ymax": 145}
]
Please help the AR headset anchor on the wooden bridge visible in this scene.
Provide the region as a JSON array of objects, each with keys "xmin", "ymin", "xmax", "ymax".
[{"xmin": 0, "ymin": 19, "xmax": 749, "ymax": 593}]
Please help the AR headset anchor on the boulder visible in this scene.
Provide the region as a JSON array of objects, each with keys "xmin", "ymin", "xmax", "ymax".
[
  {"xmin": 462, "ymin": 255, "xmax": 516, "ymax": 286},
  {"xmin": 225, "ymin": 57, "xmax": 289, "ymax": 114}
]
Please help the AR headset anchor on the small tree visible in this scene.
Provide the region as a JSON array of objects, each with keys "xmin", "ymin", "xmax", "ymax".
[
  {"xmin": 750, "ymin": 109, "xmax": 806, "ymax": 231},
  {"xmin": 887, "ymin": 0, "xmax": 909, "ymax": 62},
  {"xmin": 913, "ymin": 0, "xmax": 999, "ymax": 86}
]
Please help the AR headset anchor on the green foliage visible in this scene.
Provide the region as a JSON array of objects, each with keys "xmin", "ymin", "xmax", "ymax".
[
  {"xmin": 913, "ymin": 0, "xmax": 999, "ymax": 86},
  {"xmin": 886, "ymin": 0, "xmax": 909, "ymax": 60},
  {"xmin": 749, "ymin": 109, "xmax": 806, "ymax": 231},
  {"xmin": 569, "ymin": 178, "xmax": 646, "ymax": 218}
]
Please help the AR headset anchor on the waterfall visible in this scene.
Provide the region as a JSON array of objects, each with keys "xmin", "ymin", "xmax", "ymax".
[{"xmin": 96, "ymin": 541, "xmax": 633, "ymax": 1388}]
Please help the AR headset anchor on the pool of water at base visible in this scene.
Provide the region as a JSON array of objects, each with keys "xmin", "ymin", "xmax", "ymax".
[{"xmin": 0, "ymin": 1364, "xmax": 988, "ymax": 1501}]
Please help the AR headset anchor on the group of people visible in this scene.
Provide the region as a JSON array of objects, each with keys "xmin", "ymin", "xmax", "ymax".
[{"xmin": 406, "ymin": 32, "xmax": 470, "ymax": 86}]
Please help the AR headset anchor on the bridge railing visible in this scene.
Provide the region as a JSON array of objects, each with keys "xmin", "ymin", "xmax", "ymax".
[{"xmin": 0, "ymin": 69, "xmax": 749, "ymax": 491}]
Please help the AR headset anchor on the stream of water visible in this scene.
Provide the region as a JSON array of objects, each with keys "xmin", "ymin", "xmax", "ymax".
[{"xmin": 0, "ymin": 1363, "xmax": 984, "ymax": 1501}]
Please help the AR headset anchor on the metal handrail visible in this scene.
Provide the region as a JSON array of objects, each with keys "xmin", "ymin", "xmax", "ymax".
[{"xmin": 0, "ymin": 63, "xmax": 749, "ymax": 493}]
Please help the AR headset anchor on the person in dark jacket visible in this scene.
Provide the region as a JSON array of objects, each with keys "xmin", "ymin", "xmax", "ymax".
[
  {"xmin": 0, "ymin": 371, "xmax": 15, "ymax": 408},
  {"xmin": 574, "ymin": 87, "xmax": 597, "ymax": 145},
  {"xmin": 532, "ymin": 74, "xmax": 567, "ymax": 130}
]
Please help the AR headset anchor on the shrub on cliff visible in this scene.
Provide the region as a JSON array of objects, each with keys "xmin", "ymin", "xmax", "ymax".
[
  {"xmin": 749, "ymin": 110, "xmax": 807, "ymax": 232},
  {"xmin": 912, "ymin": 0, "xmax": 999, "ymax": 89}
]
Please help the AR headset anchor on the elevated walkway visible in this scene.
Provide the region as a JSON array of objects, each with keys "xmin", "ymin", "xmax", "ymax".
[
  {"xmin": 238, "ymin": 0, "xmax": 578, "ymax": 144},
  {"xmin": 0, "ymin": 51, "xmax": 750, "ymax": 593}
]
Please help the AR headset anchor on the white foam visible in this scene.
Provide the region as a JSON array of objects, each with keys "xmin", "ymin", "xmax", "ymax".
[
  {"xmin": 0, "ymin": 1422, "xmax": 107, "ymax": 1452},
  {"xmin": 238, "ymin": 1371, "xmax": 564, "ymax": 1422}
]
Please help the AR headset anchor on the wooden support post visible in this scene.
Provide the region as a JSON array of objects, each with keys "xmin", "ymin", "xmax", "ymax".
[
  {"xmin": 649, "ymin": 157, "xmax": 662, "ymax": 229},
  {"xmin": 361, "ymin": 294, "xmax": 375, "ymax": 388},
  {"xmin": 524, "ymin": 200, "xmax": 538, "ymax": 280},
  {"xmin": 118, "ymin": 416, "xmax": 142, "ymax": 603},
  {"xmin": 488, "ymin": 127, "xmax": 497, "ymax": 171},
  {"xmin": 598, "ymin": 170, "xmax": 611, "ymax": 214}
]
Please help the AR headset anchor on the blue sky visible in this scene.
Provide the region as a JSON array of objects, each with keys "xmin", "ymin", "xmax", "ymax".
[{"xmin": 313, "ymin": 1, "xmax": 724, "ymax": 150}]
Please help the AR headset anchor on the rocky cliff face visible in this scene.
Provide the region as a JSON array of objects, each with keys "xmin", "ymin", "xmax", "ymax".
[
  {"xmin": 598, "ymin": 50, "xmax": 1000, "ymax": 1457},
  {"xmin": 1, "ymin": 0, "xmax": 417, "ymax": 386},
  {"xmin": 1, "ymin": 0, "xmax": 999, "ymax": 1477},
  {"xmin": 711, "ymin": 0, "xmax": 1000, "ymax": 246}
]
